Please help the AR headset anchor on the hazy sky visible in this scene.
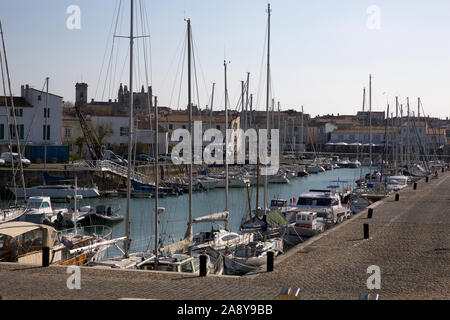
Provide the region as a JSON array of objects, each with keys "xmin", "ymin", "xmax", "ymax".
[{"xmin": 0, "ymin": 0, "xmax": 449, "ymax": 118}]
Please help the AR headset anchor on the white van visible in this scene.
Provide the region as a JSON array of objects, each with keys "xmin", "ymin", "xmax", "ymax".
[{"xmin": 0, "ymin": 152, "xmax": 31, "ymax": 167}]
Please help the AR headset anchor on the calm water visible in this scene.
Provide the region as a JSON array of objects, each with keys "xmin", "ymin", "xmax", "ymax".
[{"xmin": 1, "ymin": 167, "xmax": 369, "ymax": 257}]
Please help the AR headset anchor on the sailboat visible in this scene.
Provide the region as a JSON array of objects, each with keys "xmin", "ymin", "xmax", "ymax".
[
  {"xmin": 0, "ymin": 19, "xmax": 27, "ymax": 223},
  {"xmin": 223, "ymin": 3, "xmax": 284, "ymax": 275}
]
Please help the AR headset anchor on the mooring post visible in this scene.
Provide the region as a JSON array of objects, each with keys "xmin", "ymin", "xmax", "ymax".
[
  {"xmin": 42, "ymin": 246, "xmax": 50, "ymax": 267},
  {"xmin": 425, "ymin": 176, "xmax": 429, "ymax": 182},
  {"xmin": 367, "ymin": 208, "xmax": 373, "ymax": 219},
  {"xmin": 363, "ymin": 224, "xmax": 369, "ymax": 239},
  {"xmin": 267, "ymin": 251, "xmax": 274, "ymax": 272},
  {"xmin": 413, "ymin": 182, "xmax": 417, "ymax": 190},
  {"xmin": 395, "ymin": 194, "xmax": 400, "ymax": 201},
  {"xmin": 199, "ymin": 254, "xmax": 207, "ymax": 277}
]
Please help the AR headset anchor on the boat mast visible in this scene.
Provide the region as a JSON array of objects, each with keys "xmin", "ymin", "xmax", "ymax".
[
  {"xmin": 186, "ymin": 18, "xmax": 193, "ymax": 240},
  {"xmin": 0, "ymin": 30, "xmax": 17, "ymax": 205},
  {"xmin": 209, "ymin": 83, "xmax": 215, "ymax": 130},
  {"xmin": 264, "ymin": 3, "xmax": 271, "ymax": 215},
  {"xmin": 124, "ymin": 0, "xmax": 134, "ymax": 257},
  {"xmin": 407, "ymin": 98, "xmax": 410, "ymax": 165},
  {"xmin": 154, "ymin": 95, "xmax": 159, "ymax": 257},
  {"xmin": 369, "ymin": 74, "xmax": 372, "ymax": 181},
  {"xmin": 224, "ymin": 60, "xmax": 229, "ymax": 212},
  {"xmin": 43, "ymin": 77, "xmax": 49, "ymax": 178},
  {"xmin": 0, "ymin": 20, "xmax": 27, "ymax": 202}
]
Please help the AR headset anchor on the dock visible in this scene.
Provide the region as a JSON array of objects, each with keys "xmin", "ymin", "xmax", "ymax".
[{"xmin": 0, "ymin": 171, "xmax": 448, "ymax": 300}]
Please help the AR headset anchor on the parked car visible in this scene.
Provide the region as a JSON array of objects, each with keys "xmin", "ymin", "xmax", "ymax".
[
  {"xmin": 123, "ymin": 154, "xmax": 154, "ymax": 165},
  {"xmin": 0, "ymin": 152, "xmax": 31, "ymax": 167},
  {"xmin": 0, "ymin": 158, "xmax": 5, "ymax": 167},
  {"xmin": 103, "ymin": 150, "xmax": 126, "ymax": 165}
]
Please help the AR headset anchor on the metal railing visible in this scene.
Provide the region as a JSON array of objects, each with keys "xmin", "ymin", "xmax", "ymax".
[{"xmin": 72, "ymin": 160, "xmax": 149, "ymax": 184}]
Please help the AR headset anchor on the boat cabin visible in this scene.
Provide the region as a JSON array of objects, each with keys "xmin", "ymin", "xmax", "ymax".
[
  {"xmin": 295, "ymin": 211, "xmax": 319, "ymax": 229},
  {"xmin": 270, "ymin": 199, "xmax": 287, "ymax": 210},
  {"xmin": 26, "ymin": 196, "xmax": 53, "ymax": 215},
  {"xmin": 0, "ymin": 222, "xmax": 57, "ymax": 264}
]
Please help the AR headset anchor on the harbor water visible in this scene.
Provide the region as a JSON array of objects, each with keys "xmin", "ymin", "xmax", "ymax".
[{"xmin": 1, "ymin": 167, "xmax": 370, "ymax": 257}]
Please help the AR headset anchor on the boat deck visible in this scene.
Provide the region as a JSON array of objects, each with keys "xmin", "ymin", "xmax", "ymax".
[{"xmin": 0, "ymin": 170, "xmax": 449, "ymax": 300}]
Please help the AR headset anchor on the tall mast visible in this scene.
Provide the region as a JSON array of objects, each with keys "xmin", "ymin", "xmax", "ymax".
[
  {"xmin": 245, "ymin": 72, "xmax": 250, "ymax": 131},
  {"xmin": 124, "ymin": 0, "xmax": 134, "ymax": 257},
  {"xmin": 186, "ymin": 18, "xmax": 193, "ymax": 240},
  {"xmin": 0, "ymin": 20, "xmax": 27, "ymax": 202},
  {"xmin": 0, "ymin": 29, "xmax": 17, "ymax": 204},
  {"xmin": 407, "ymin": 98, "xmax": 410, "ymax": 165},
  {"xmin": 301, "ymin": 106, "xmax": 304, "ymax": 152},
  {"xmin": 264, "ymin": 3, "xmax": 271, "ymax": 215},
  {"xmin": 224, "ymin": 60, "xmax": 229, "ymax": 212},
  {"xmin": 209, "ymin": 83, "xmax": 215, "ymax": 130},
  {"xmin": 362, "ymin": 87, "xmax": 366, "ymax": 112},
  {"xmin": 154, "ymin": 95, "xmax": 159, "ymax": 257},
  {"xmin": 43, "ymin": 77, "xmax": 49, "ymax": 177},
  {"xmin": 369, "ymin": 74, "xmax": 372, "ymax": 180}
]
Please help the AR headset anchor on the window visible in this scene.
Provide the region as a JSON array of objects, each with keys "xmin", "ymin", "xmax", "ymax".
[
  {"xmin": 182, "ymin": 125, "xmax": 186, "ymax": 129},
  {"xmin": 44, "ymin": 108, "xmax": 50, "ymax": 118},
  {"xmin": 64, "ymin": 127, "xmax": 72, "ymax": 138},
  {"xmin": 120, "ymin": 127, "xmax": 129, "ymax": 137},
  {"xmin": 43, "ymin": 125, "xmax": 50, "ymax": 140},
  {"xmin": 168, "ymin": 124, "xmax": 173, "ymax": 130},
  {"xmin": 10, "ymin": 109, "xmax": 23, "ymax": 117},
  {"xmin": 9, "ymin": 124, "xmax": 24, "ymax": 139},
  {"xmin": 216, "ymin": 125, "xmax": 220, "ymax": 130},
  {"xmin": 181, "ymin": 262, "xmax": 193, "ymax": 273},
  {"xmin": 0, "ymin": 124, "xmax": 3, "ymax": 140}
]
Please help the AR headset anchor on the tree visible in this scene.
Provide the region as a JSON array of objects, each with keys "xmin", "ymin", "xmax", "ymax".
[{"xmin": 95, "ymin": 122, "xmax": 114, "ymax": 145}]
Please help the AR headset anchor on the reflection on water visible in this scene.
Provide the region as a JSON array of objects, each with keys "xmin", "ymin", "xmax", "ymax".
[{"xmin": 1, "ymin": 167, "xmax": 369, "ymax": 257}]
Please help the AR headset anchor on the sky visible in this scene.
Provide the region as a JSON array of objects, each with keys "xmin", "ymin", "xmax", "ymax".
[{"xmin": 0, "ymin": 0, "xmax": 449, "ymax": 118}]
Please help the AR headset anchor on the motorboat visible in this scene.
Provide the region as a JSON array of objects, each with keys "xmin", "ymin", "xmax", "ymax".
[
  {"xmin": 286, "ymin": 211, "xmax": 325, "ymax": 238},
  {"xmin": 306, "ymin": 165, "xmax": 325, "ymax": 174},
  {"xmin": 294, "ymin": 190, "xmax": 350, "ymax": 225},
  {"xmin": 195, "ymin": 176, "xmax": 219, "ymax": 190},
  {"xmin": 20, "ymin": 196, "xmax": 74, "ymax": 230},
  {"xmin": 386, "ymin": 175, "xmax": 409, "ymax": 192},
  {"xmin": 77, "ymin": 204, "xmax": 124, "ymax": 226},
  {"xmin": 10, "ymin": 185, "xmax": 100, "ymax": 199}
]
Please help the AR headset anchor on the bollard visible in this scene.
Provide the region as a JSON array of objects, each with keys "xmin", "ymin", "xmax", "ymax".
[
  {"xmin": 367, "ymin": 208, "xmax": 373, "ymax": 219},
  {"xmin": 425, "ymin": 176, "xmax": 429, "ymax": 183},
  {"xmin": 42, "ymin": 246, "xmax": 50, "ymax": 267},
  {"xmin": 363, "ymin": 224, "xmax": 369, "ymax": 239},
  {"xmin": 413, "ymin": 182, "xmax": 417, "ymax": 190},
  {"xmin": 199, "ymin": 254, "xmax": 207, "ymax": 277},
  {"xmin": 395, "ymin": 194, "xmax": 399, "ymax": 201},
  {"xmin": 267, "ymin": 251, "xmax": 274, "ymax": 272},
  {"xmin": 442, "ymin": 167, "xmax": 445, "ymax": 173}
]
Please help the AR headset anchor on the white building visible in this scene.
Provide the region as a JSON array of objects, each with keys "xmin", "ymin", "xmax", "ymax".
[{"xmin": 0, "ymin": 84, "xmax": 62, "ymax": 152}]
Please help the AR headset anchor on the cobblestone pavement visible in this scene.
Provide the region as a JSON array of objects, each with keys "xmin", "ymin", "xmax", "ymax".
[{"xmin": 0, "ymin": 172, "xmax": 449, "ymax": 300}]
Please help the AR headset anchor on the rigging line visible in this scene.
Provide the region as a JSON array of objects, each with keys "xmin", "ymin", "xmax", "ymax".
[
  {"xmin": 168, "ymin": 32, "xmax": 187, "ymax": 109},
  {"xmin": 191, "ymin": 34, "xmax": 211, "ymax": 107},
  {"xmin": 255, "ymin": 19, "xmax": 268, "ymax": 111},
  {"xmin": 103, "ymin": 0, "xmax": 125, "ymax": 101},
  {"xmin": 94, "ymin": 0, "xmax": 121, "ymax": 100},
  {"xmin": 141, "ymin": 0, "xmax": 153, "ymax": 86},
  {"xmin": 110, "ymin": 2, "xmax": 125, "ymax": 100},
  {"xmin": 191, "ymin": 35, "xmax": 202, "ymax": 110},
  {"xmin": 162, "ymin": 30, "xmax": 186, "ymax": 103},
  {"xmin": 176, "ymin": 30, "xmax": 188, "ymax": 110}
]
